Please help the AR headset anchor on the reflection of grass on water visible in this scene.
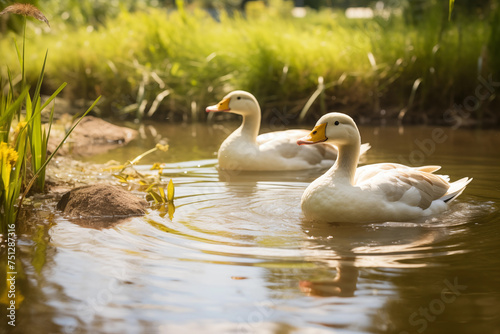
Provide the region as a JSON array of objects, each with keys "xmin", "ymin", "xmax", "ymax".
[{"xmin": 1, "ymin": 1, "xmax": 498, "ymax": 124}]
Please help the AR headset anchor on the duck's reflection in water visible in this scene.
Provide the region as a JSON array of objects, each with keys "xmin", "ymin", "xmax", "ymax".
[
  {"xmin": 300, "ymin": 257, "xmax": 359, "ymax": 297},
  {"xmin": 298, "ymin": 219, "xmax": 452, "ymax": 298}
]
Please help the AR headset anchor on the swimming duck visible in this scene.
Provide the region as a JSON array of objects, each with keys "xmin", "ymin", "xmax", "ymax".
[
  {"xmin": 297, "ymin": 112, "xmax": 472, "ymax": 223},
  {"xmin": 206, "ymin": 91, "xmax": 370, "ymax": 171}
]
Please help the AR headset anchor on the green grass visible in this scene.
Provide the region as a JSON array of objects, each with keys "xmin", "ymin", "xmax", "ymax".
[
  {"xmin": 1, "ymin": 2, "xmax": 498, "ymax": 125},
  {"xmin": 0, "ymin": 6, "xmax": 99, "ymax": 233}
]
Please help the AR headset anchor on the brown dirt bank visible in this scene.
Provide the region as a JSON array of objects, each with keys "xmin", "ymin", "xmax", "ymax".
[{"xmin": 47, "ymin": 116, "xmax": 138, "ymax": 157}]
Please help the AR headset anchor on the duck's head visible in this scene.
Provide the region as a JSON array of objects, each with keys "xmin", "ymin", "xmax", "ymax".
[
  {"xmin": 297, "ymin": 113, "xmax": 360, "ymax": 147},
  {"xmin": 206, "ymin": 90, "xmax": 260, "ymax": 117}
]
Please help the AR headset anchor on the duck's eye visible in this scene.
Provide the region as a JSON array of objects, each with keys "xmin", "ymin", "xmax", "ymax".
[
  {"xmin": 237, "ymin": 96, "xmax": 241, "ymax": 100},
  {"xmin": 334, "ymin": 121, "xmax": 340, "ymax": 126}
]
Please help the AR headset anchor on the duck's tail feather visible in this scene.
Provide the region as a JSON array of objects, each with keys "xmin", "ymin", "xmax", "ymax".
[
  {"xmin": 360, "ymin": 143, "xmax": 371, "ymax": 156},
  {"xmin": 441, "ymin": 177, "xmax": 473, "ymax": 203}
]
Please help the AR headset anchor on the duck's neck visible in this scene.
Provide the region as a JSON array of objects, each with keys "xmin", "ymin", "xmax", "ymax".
[
  {"xmin": 326, "ymin": 143, "xmax": 360, "ymax": 185},
  {"xmin": 237, "ymin": 112, "xmax": 261, "ymax": 143}
]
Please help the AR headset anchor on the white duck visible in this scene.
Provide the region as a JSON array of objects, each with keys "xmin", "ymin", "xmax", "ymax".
[
  {"xmin": 297, "ymin": 112, "xmax": 472, "ymax": 223},
  {"xmin": 206, "ymin": 91, "xmax": 369, "ymax": 171}
]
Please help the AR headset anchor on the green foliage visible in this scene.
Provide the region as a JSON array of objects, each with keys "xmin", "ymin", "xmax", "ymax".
[
  {"xmin": 1, "ymin": 1, "xmax": 498, "ymax": 125},
  {"xmin": 0, "ymin": 7, "xmax": 99, "ymax": 232},
  {"xmin": 23, "ymin": 51, "xmax": 68, "ymax": 193},
  {"xmin": 488, "ymin": 3, "xmax": 500, "ymax": 75}
]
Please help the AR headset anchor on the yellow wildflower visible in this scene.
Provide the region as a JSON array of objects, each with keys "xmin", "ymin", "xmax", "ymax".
[
  {"xmin": 15, "ymin": 121, "xmax": 27, "ymax": 135},
  {"xmin": 0, "ymin": 142, "xmax": 18, "ymax": 167},
  {"xmin": 0, "ymin": 142, "xmax": 19, "ymax": 193}
]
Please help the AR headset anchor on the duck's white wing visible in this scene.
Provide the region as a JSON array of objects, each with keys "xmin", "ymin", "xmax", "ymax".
[
  {"xmin": 256, "ymin": 129, "xmax": 310, "ymax": 145},
  {"xmin": 257, "ymin": 130, "xmax": 339, "ymax": 167},
  {"xmin": 354, "ymin": 163, "xmax": 450, "ymax": 209}
]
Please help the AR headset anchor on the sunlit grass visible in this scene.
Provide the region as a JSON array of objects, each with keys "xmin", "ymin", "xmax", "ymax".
[
  {"xmin": 0, "ymin": 4, "xmax": 99, "ymax": 233},
  {"xmin": 0, "ymin": 3, "xmax": 496, "ymax": 124}
]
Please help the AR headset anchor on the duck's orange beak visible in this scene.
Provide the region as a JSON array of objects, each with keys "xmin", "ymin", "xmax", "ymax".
[
  {"xmin": 206, "ymin": 97, "xmax": 230, "ymax": 113},
  {"xmin": 297, "ymin": 123, "xmax": 328, "ymax": 145}
]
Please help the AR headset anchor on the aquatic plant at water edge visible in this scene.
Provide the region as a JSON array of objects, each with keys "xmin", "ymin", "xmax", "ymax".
[
  {"xmin": 110, "ymin": 143, "xmax": 175, "ymax": 219},
  {"xmin": 0, "ymin": 4, "xmax": 100, "ymax": 232}
]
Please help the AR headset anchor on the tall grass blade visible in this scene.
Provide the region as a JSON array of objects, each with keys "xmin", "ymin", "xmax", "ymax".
[
  {"xmin": 0, "ymin": 90, "xmax": 27, "ymax": 129},
  {"xmin": 32, "ymin": 51, "xmax": 49, "ymax": 108},
  {"xmin": 17, "ymin": 96, "xmax": 102, "ymax": 217},
  {"xmin": 398, "ymin": 78, "xmax": 422, "ymax": 123},
  {"xmin": 299, "ymin": 77, "xmax": 324, "ymax": 123},
  {"xmin": 46, "ymin": 104, "xmax": 56, "ymax": 153},
  {"xmin": 17, "ymin": 83, "xmax": 67, "ymax": 144},
  {"xmin": 39, "ymin": 83, "xmax": 67, "ymax": 112}
]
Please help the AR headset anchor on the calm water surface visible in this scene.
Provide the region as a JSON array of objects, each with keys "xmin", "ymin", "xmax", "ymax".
[{"xmin": 6, "ymin": 123, "xmax": 500, "ymax": 334}]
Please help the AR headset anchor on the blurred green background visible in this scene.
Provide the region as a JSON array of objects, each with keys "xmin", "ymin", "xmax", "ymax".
[{"xmin": 1, "ymin": 0, "xmax": 499, "ymax": 126}]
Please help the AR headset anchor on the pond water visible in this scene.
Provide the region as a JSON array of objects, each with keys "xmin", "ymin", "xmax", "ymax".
[{"xmin": 5, "ymin": 122, "xmax": 500, "ymax": 334}]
